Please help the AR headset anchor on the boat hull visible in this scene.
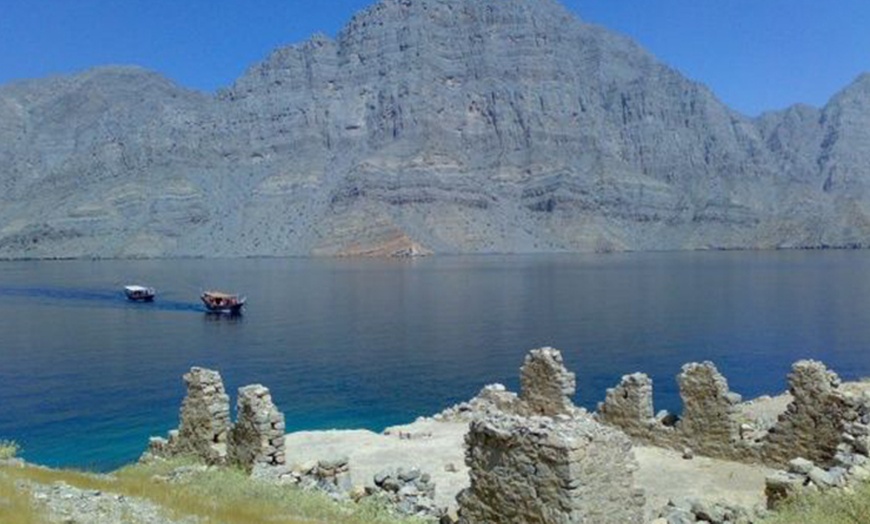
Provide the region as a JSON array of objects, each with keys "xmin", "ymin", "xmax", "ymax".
[
  {"xmin": 203, "ymin": 304, "xmax": 244, "ymax": 315},
  {"xmin": 200, "ymin": 291, "xmax": 245, "ymax": 315},
  {"xmin": 124, "ymin": 286, "xmax": 155, "ymax": 302},
  {"xmin": 126, "ymin": 294, "xmax": 155, "ymax": 302}
]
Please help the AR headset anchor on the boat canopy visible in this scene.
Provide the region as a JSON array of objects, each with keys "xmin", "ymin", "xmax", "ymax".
[{"xmin": 202, "ymin": 291, "xmax": 240, "ymax": 299}]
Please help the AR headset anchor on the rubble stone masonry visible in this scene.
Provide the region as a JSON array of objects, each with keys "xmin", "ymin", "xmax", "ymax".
[
  {"xmin": 228, "ymin": 384, "xmax": 286, "ymax": 472},
  {"xmin": 457, "ymin": 411, "xmax": 645, "ymax": 524},
  {"xmin": 171, "ymin": 367, "xmax": 232, "ymax": 465},
  {"xmin": 762, "ymin": 360, "xmax": 853, "ymax": 466},
  {"xmin": 675, "ymin": 362, "xmax": 743, "ymax": 457},
  {"xmin": 519, "ymin": 347, "xmax": 577, "ymax": 416}
]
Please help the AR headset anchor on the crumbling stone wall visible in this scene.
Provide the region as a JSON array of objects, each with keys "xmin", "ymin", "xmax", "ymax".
[
  {"xmin": 144, "ymin": 367, "xmax": 289, "ymax": 472},
  {"xmin": 457, "ymin": 412, "xmax": 645, "ymax": 524},
  {"xmin": 676, "ymin": 362, "xmax": 743, "ymax": 457},
  {"xmin": 228, "ymin": 384, "xmax": 286, "ymax": 472},
  {"xmin": 597, "ymin": 372, "xmax": 657, "ymax": 438},
  {"xmin": 762, "ymin": 360, "xmax": 853, "ymax": 466},
  {"xmin": 596, "ymin": 358, "xmax": 870, "ymax": 470},
  {"xmin": 150, "ymin": 367, "xmax": 231, "ymax": 465},
  {"xmin": 519, "ymin": 347, "xmax": 576, "ymax": 416},
  {"xmin": 597, "ymin": 362, "xmax": 746, "ymax": 457}
]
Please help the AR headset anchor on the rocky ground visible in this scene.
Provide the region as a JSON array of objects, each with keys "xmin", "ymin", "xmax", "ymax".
[
  {"xmin": 0, "ymin": 459, "xmax": 196, "ymax": 524},
  {"xmin": 14, "ymin": 383, "xmax": 870, "ymax": 523},
  {"xmin": 283, "ymin": 418, "xmax": 776, "ymax": 521}
]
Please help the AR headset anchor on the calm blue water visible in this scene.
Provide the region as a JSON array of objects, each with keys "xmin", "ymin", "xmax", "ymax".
[{"xmin": 2, "ymin": 251, "xmax": 870, "ymax": 471}]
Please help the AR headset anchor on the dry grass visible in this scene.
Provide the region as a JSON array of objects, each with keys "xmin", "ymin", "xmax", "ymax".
[
  {"xmin": 0, "ymin": 458, "xmax": 420, "ymax": 524},
  {"xmin": 0, "ymin": 471, "xmax": 47, "ymax": 524},
  {"xmin": 0, "ymin": 440, "xmax": 20, "ymax": 460},
  {"xmin": 763, "ymin": 480, "xmax": 870, "ymax": 524}
]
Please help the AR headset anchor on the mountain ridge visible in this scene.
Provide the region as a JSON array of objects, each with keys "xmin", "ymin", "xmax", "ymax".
[{"xmin": 1, "ymin": 0, "xmax": 869, "ymax": 258}]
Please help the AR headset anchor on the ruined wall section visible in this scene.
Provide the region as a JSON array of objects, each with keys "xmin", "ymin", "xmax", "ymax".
[
  {"xmin": 675, "ymin": 362, "xmax": 744, "ymax": 457},
  {"xmin": 457, "ymin": 412, "xmax": 645, "ymax": 524},
  {"xmin": 762, "ymin": 360, "xmax": 853, "ymax": 466},
  {"xmin": 143, "ymin": 367, "xmax": 288, "ymax": 472},
  {"xmin": 597, "ymin": 358, "xmax": 870, "ymax": 469},
  {"xmin": 596, "ymin": 363, "xmax": 747, "ymax": 457},
  {"xmin": 597, "ymin": 372, "xmax": 661, "ymax": 440},
  {"xmin": 519, "ymin": 347, "xmax": 576, "ymax": 417},
  {"xmin": 228, "ymin": 384, "xmax": 286, "ymax": 472},
  {"xmin": 146, "ymin": 367, "xmax": 232, "ymax": 465}
]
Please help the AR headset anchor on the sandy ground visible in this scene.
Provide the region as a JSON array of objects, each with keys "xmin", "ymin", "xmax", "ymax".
[
  {"xmin": 634, "ymin": 445, "xmax": 773, "ymax": 514},
  {"xmin": 283, "ymin": 418, "xmax": 775, "ymax": 516},
  {"xmin": 284, "ymin": 420, "xmax": 469, "ymax": 510}
]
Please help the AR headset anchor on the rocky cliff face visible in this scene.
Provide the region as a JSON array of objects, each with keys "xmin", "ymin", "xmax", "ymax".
[{"xmin": 1, "ymin": 0, "xmax": 869, "ymax": 258}]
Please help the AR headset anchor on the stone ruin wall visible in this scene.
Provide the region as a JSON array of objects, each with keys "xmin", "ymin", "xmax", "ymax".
[
  {"xmin": 142, "ymin": 348, "xmax": 870, "ymax": 520},
  {"xmin": 145, "ymin": 367, "xmax": 231, "ymax": 465},
  {"xmin": 760, "ymin": 361, "xmax": 854, "ymax": 465},
  {"xmin": 228, "ymin": 384, "xmax": 286, "ymax": 472},
  {"xmin": 145, "ymin": 368, "xmax": 286, "ymax": 471},
  {"xmin": 674, "ymin": 362, "xmax": 744, "ymax": 459},
  {"xmin": 519, "ymin": 347, "xmax": 577, "ymax": 417},
  {"xmin": 457, "ymin": 347, "xmax": 646, "ymax": 523},
  {"xmin": 597, "ymin": 359, "xmax": 870, "ymax": 470},
  {"xmin": 458, "ymin": 412, "xmax": 645, "ymax": 524}
]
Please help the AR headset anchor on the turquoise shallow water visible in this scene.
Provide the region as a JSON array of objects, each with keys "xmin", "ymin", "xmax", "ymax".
[{"xmin": 2, "ymin": 251, "xmax": 870, "ymax": 470}]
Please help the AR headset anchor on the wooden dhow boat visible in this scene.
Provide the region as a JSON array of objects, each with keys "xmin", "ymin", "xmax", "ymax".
[{"xmin": 200, "ymin": 290, "xmax": 246, "ymax": 314}]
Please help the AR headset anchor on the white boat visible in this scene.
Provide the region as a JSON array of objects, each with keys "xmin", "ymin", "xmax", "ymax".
[
  {"xmin": 201, "ymin": 290, "xmax": 245, "ymax": 314},
  {"xmin": 124, "ymin": 285, "xmax": 155, "ymax": 302}
]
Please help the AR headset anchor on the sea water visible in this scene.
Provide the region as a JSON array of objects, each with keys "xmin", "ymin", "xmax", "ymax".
[{"xmin": 2, "ymin": 251, "xmax": 870, "ymax": 470}]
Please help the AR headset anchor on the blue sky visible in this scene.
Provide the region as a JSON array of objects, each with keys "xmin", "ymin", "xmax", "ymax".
[{"xmin": 1, "ymin": 0, "xmax": 868, "ymax": 116}]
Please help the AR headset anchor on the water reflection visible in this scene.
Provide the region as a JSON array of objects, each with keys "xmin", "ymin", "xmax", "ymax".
[{"xmin": 202, "ymin": 311, "xmax": 244, "ymax": 323}]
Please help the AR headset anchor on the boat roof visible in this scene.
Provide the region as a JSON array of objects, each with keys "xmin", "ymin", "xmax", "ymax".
[
  {"xmin": 202, "ymin": 290, "xmax": 239, "ymax": 299},
  {"xmin": 124, "ymin": 285, "xmax": 153, "ymax": 292}
]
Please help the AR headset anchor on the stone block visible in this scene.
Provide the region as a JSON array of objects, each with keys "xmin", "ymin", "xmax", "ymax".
[
  {"xmin": 787, "ymin": 457, "xmax": 814, "ymax": 475},
  {"xmin": 458, "ymin": 411, "xmax": 644, "ymax": 523}
]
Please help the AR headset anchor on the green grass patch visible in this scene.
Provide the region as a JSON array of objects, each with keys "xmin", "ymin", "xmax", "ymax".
[
  {"xmin": 0, "ymin": 441, "xmax": 20, "ymax": 460},
  {"xmin": 0, "ymin": 458, "xmax": 420, "ymax": 524},
  {"xmin": 763, "ymin": 480, "xmax": 870, "ymax": 524}
]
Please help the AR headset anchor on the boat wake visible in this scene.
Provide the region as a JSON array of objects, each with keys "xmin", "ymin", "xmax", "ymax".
[{"xmin": 0, "ymin": 286, "xmax": 202, "ymax": 313}]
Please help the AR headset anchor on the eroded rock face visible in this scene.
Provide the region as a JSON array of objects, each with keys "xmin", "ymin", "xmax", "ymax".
[
  {"xmin": 519, "ymin": 347, "xmax": 576, "ymax": 416},
  {"xmin": 457, "ymin": 412, "xmax": 645, "ymax": 524},
  {"xmin": 228, "ymin": 385, "xmax": 286, "ymax": 472},
  {"xmin": 3, "ymin": 0, "xmax": 870, "ymax": 259}
]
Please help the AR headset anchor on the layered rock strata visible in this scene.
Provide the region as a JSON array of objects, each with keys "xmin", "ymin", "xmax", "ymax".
[{"xmin": 4, "ymin": 0, "xmax": 870, "ymax": 258}]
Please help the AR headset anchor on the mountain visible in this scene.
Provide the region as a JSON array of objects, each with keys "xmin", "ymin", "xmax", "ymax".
[{"xmin": 1, "ymin": 0, "xmax": 869, "ymax": 258}]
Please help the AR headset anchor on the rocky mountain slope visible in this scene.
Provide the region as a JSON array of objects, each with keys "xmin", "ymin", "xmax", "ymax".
[{"xmin": 1, "ymin": 0, "xmax": 869, "ymax": 258}]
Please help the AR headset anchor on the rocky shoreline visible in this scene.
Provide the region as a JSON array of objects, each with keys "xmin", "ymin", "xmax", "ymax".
[{"xmin": 5, "ymin": 348, "xmax": 870, "ymax": 523}]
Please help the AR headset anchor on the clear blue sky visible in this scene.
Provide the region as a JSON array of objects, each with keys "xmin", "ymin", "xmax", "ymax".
[{"xmin": 1, "ymin": 0, "xmax": 868, "ymax": 116}]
